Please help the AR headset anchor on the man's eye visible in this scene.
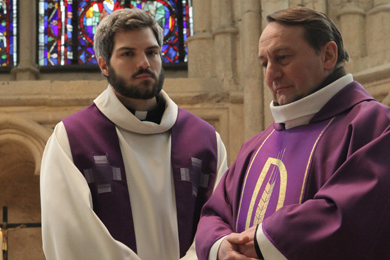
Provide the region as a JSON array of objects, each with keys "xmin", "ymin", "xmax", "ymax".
[
  {"xmin": 260, "ymin": 61, "xmax": 268, "ymax": 68},
  {"xmin": 277, "ymin": 55, "xmax": 289, "ymax": 63},
  {"xmin": 147, "ymin": 51, "xmax": 158, "ymax": 56},
  {"xmin": 123, "ymin": 52, "xmax": 133, "ymax": 57}
]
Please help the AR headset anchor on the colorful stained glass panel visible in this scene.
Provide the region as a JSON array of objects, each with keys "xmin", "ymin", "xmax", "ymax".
[
  {"xmin": 0, "ymin": 0, "xmax": 17, "ymax": 67},
  {"xmin": 38, "ymin": 0, "xmax": 192, "ymax": 66}
]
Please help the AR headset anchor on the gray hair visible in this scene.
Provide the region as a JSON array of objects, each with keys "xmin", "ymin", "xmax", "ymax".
[{"xmin": 94, "ymin": 8, "xmax": 164, "ymax": 64}]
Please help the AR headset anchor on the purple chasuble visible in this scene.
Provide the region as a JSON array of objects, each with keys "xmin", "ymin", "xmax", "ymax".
[
  {"xmin": 236, "ymin": 118, "xmax": 332, "ymax": 232},
  {"xmin": 63, "ymin": 104, "xmax": 218, "ymax": 257},
  {"xmin": 196, "ymin": 81, "xmax": 390, "ymax": 260}
]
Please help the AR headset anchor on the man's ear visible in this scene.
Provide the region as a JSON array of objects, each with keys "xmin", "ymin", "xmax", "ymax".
[
  {"xmin": 322, "ymin": 41, "xmax": 338, "ymax": 71},
  {"xmin": 98, "ymin": 56, "xmax": 109, "ymax": 77}
]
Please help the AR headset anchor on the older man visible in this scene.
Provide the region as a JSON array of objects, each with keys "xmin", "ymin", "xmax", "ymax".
[{"xmin": 196, "ymin": 7, "xmax": 390, "ymax": 260}]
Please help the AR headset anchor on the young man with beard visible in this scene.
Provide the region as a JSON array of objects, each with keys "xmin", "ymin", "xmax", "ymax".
[
  {"xmin": 195, "ymin": 7, "xmax": 390, "ymax": 260},
  {"xmin": 40, "ymin": 8, "xmax": 228, "ymax": 260}
]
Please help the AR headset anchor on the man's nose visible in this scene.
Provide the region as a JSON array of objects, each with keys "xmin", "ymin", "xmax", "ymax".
[
  {"xmin": 265, "ymin": 62, "xmax": 282, "ymax": 83},
  {"xmin": 137, "ymin": 54, "xmax": 150, "ymax": 69}
]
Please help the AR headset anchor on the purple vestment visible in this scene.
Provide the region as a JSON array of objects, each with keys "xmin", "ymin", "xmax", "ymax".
[
  {"xmin": 63, "ymin": 104, "xmax": 218, "ymax": 257},
  {"xmin": 196, "ymin": 81, "xmax": 390, "ymax": 260}
]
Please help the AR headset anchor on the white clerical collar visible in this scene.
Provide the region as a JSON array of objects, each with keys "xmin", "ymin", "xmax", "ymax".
[
  {"xmin": 134, "ymin": 111, "xmax": 148, "ymax": 120},
  {"xmin": 270, "ymin": 74, "xmax": 353, "ymax": 129},
  {"xmin": 93, "ymin": 85, "xmax": 178, "ymax": 134}
]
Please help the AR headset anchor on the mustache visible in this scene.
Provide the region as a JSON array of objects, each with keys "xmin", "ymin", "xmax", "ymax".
[{"xmin": 132, "ymin": 69, "xmax": 156, "ymax": 78}]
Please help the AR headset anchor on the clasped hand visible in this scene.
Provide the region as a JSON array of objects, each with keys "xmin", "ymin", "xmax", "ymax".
[{"xmin": 217, "ymin": 225, "xmax": 263, "ymax": 260}]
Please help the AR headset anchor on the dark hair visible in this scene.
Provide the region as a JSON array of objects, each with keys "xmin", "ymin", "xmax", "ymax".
[
  {"xmin": 267, "ymin": 7, "xmax": 349, "ymax": 66},
  {"xmin": 94, "ymin": 8, "xmax": 163, "ymax": 64}
]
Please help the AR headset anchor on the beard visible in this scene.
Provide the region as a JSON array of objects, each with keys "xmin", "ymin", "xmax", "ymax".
[{"xmin": 107, "ymin": 66, "xmax": 164, "ymax": 100}]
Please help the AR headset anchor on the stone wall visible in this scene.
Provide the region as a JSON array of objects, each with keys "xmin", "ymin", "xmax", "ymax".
[{"xmin": 0, "ymin": 0, "xmax": 389, "ymax": 259}]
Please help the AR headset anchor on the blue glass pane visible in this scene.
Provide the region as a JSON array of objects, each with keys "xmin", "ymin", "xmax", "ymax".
[
  {"xmin": 38, "ymin": 0, "xmax": 191, "ymax": 66},
  {"xmin": 0, "ymin": 0, "xmax": 17, "ymax": 67},
  {"xmin": 38, "ymin": 0, "xmax": 72, "ymax": 66}
]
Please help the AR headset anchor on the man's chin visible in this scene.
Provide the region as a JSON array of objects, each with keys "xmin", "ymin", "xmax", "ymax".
[
  {"xmin": 276, "ymin": 94, "xmax": 299, "ymax": 106},
  {"xmin": 121, "ymin": 88, "xmax": 161, "ymax": 100}
]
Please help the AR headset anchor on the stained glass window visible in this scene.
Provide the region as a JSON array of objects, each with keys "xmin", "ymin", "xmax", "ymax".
[
  {"xmin": 0, "ymin": 0, "xmax": 17, "ymax": 67},
  {"xmin": 38, "ymin": 0, "xmax": 193, "ymax": 67}
]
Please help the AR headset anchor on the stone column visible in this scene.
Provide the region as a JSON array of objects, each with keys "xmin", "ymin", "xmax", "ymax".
[
  {"xmin": 338, "ymin": 4, "xmax": 366, "ymax": 61},
  {"xmin": 366, "ymin": 2, "xmax": 390, "ymax": 62},
  {"xmin": 213, "ymin": 0, "xmax": 238, "ymax": 90},
  {"xmin": 187, "ymin": 0, "xmax": 214, "ymax": 78},
  {"xmin": 10, "ymin": 0, "xmax": 39, "ymax": 80},
  {"xmin": 261, "ymin": 0, "xmax": 289, "ymax": 26},
  {"xmin": 303, "ymin": 0, "xmax": 327, "ymax": 12},
  {"xmin": 240, "ymin": 0, "xmax": 264, "ymax": 139}
]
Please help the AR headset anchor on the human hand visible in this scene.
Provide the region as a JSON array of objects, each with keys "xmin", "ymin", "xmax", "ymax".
[
  {"xmin": 225, "ymin": 226, "xmax": 259, "ymax": 258},
  {"xmin": 217, "ymin": 232, "xmax": 259, "ymax": 260}
]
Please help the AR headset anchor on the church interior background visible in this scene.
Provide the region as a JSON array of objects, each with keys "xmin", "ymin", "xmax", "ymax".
[{"xmin": 0, "ymin": 0, "xmax": 389, "ymax": 259}]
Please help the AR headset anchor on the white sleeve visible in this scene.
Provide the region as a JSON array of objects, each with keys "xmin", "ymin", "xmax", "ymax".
[
  {"xmin": 214, "ymin": 132, "xmax": 228, "ymax": 191},
  {"xmin": 40, "ymin": 122, "xmax": 141, "ymax": 260},
  {"xmin": 207, "ymin": 236, "xmax": 226, "ymax": 260},
  {"xmin": 256, "ymin": 223, "xmax": 287, "ymax": 260},
  {"xmin": 180, "ymin": 241, "xmax": 197, "ymax": 260}
]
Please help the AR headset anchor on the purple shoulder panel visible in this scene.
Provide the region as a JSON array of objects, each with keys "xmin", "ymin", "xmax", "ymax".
[
  {"xmin": 63, "ymin": 104, "xmax": 219, "ymax": 257},
  {"xmin": 63, "ymin": 103, "xmax": 137, "ymax": 252},
  {"xmin": 171, "ymin": 107, "xmax": 218, "ymax": 257}
]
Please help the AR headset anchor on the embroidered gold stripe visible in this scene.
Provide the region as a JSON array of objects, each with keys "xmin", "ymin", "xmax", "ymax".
[
  {"xmin": 253, "ymin": 156, "xmax": 287, "ymax": 227},
  {"xmin": 236, "ymin": 129, "xmax": 275, "ymax": 232}
]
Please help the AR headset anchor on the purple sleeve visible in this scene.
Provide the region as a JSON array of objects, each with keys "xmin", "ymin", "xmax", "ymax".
[
  {"xmin": 195, "ymin": 128, "xmax": 275, "ymax": 260},
  {"xmin": 195, "ymin": 166, "xmax": 236, "ymax": 260},
  {"xmin": 263, "ymin": 126, "xmax": 390, "ymax": 259},
  {"xmin": 195, "ymin": 132, "xmax": 268, "ymax": 260}
]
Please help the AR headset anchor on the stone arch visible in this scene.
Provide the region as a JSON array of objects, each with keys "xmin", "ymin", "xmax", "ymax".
[
  {"xmin": 0, "ymin": 115, "xmax": 50, "ymax": 259},
  {"xmin": 0, "ymin": 115, "xmax": 51, "ymax": 175}
]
